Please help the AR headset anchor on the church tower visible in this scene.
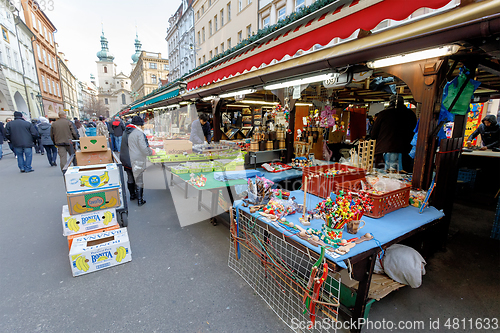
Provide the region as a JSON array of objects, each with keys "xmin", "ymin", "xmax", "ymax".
[{"xmin": 96, "ymin": 29, "xmax": 116, "ymax": 92}]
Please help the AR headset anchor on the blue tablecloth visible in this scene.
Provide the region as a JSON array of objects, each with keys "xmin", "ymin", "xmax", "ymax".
[
  {"xmin": 258, "ymin": 168, "xmax": 303, "ymax": 182},
  {"xmin": 234, "ymin": 190, "xmax": 444, "ymax": 269}
]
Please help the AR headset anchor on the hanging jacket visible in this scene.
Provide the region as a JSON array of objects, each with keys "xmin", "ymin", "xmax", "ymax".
[{"xmin": 468, "ymin": 115, "xmax": 500, "ymax": 149}]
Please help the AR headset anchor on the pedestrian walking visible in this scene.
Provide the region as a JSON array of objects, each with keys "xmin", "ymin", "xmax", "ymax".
[
  {"xmin": 0, "ymin": 119, "xmax": 5, "ymax": 160},
  {"xmin": 96, "ymin": 116, "xmax": 110, "ymax": 146},
  {"xmin": 5, "ymin": 118, "xmax": 16, "ymax": 157},
  {"xmin": 107, "ymin": 118, "xmax": 115, "ymax": 151},
  {"xmin": 37, "ymin": 116, "xmax": 58, "ymax": 166},
  {"xmin": 51, "ymin": 110, "xmax": 78, "ymax": 170},
  {"xmin": 120, "ymin": 116, "xmax": 154, "ymax": 206},
  {"xmin": 75, "ymin": 119, "xmax": 86, "ymax": 139},
  {"xmin": 111, "ymin": 116, "xmax": 125, "ymax": 152},
  {"xmin": 4, "ymin": 111, "xmax": 39, "ymax": 172},
  {"xmin": 31, "ymin": 119, "xmax": 44, "ymax": 155}
]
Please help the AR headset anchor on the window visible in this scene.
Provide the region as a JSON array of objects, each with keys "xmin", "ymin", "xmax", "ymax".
[
  {"xmin": 52, "ymin": 57, "xmax": 56, "ymax": 71},
  {"xmin": 104, "ymin": 98, "xmax": 109, "ymax": 105},
  {"xmin": 52, "ymin": 81, "xmax": 56, "ymax": 96},
  {"xmin": 151, "ymin": 74, "xmax": 157, "ymax": 84},
  {"xmin": 209, "ymin": 50, "xmax": 212, "ymax": 59},
  {"xmin": 238, "ymin": 0, "xmax": 242, "ymax": 11},
  {"xmin": 48, "ymin": 78, "xmax": 52, "ymax": 94},
  {"xmin": 43, "ymin": 26, "xmax": 47, "ymax": 39},
  {"xmin": 238, "ymin": 31, "xmax": 242, "ymax": 42},
  {"xmin": 197, "ymin": 10, "xmax": 200, "ymax": 20},
  {"xmin": 221, "ymin": 43, "xmax": 224, "ymax": 53},
  {"xmin": 227, "ymin": 3, "xmax": 231, "ymax": 21},
  {"xmin": 2, "ymin": 27, "xmax": 9, "ymax": 42},
  {"xmin": 37, "ymin": 19, "xmax": 41, "ymax": 32},
  {"xmin": 263, "ymin": 16, "xmax": 270, "ymax": 28},
  {"xmin": 278, "ymin": 7, "xmax": 287, "ymax": 21},
  {"xmin": 48, "ymin": 54, "xmax": 52, "ymax": 69},
  {"xmin": 247, "ymin": 25, "xmax": 252, "ymax": 37},
  {"xmin": 104, "ymin": 66, "xmax": 107, "ymax": 73},
  {"xmin": 209, "ymin": 20, "xmax": 212, "ymax": 36},
  {"xmin": 214, "ymin": 16, "xmax": 218, "ymax": 32},
  {"xmin": 208, "ymin": 0, "xmax": 211, "ymax": 5},
  {"xmin": 43, "ymin": 49, "xmax": 47, "ymax": 66},
  {"xmin": 13, "ymin": 51, "xmax": 19, "ymax": 70},
  {"xmin": 31, "ymin": 13, "xmax": 36, "ymax": 29},
  {"xmin": 49, "ymin": 33, "xmax": 52, "ymax": 45},
  {"xmin": 214, "ymin": 47, "xmax": 218, "ymax": 55},
  {"xmin": 201, "ymin": 5, "xmax": 204, "ymax": 14},
  {"xmin": 203, "ymin": 55, "xmax": 205, "ymax": 63},
  {"xmin": 57, "ymin": 84, "xmax": 60, "ymax": 97},
  {"xmin": 221, "ymin": 9, "xmax": 224, "ymax": 26},
  {"xmin": 202, "ymin": 27, "xmax": 205, "ymax": 42},
  {"xmin": 149, "ymin": 62, "xmax": 157, "ymax": 69},
  {"xmin": 5, "ymin": 47, "xmax": 11, "ymax": 67},
  {"xmin": 248, "ymin": 0, "xmax": 252, "ymax": 4},
  {"xmin": 37, "ymin": 44, "xmax": 41, "ymax": 61},
  {"xmin": 295, "ymin": 0, "xmax": 305, "ymax": 10},
  {"xmin": 42, "ymin": 75, "xmax": 46, "ymax": 91},
  {"xmin": 199, "ymin": 57, "xmax": 201, "ymax": 65},
  {"xmin": 121, "ymin": 93, "xmax": 126, "ymax": 104},
  {"xmin": 227, "ymin": 38, "xmax": 231, "ymax": 49},
  {"xmin": 197, "ymin": 31, "xmax": 201, "ymax": 45},
  {"xmin": 164, "ymin": 64, "xmax": 169, "ymax": 70}
]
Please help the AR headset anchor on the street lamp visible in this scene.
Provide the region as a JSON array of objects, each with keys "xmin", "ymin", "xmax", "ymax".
[{"xmin": 36, "ymin": 93, "xmax": 44, "ymax": 117}]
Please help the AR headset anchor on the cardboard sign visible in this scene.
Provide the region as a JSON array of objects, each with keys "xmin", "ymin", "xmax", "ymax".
[
  {"xmin": 66, "ymin": 188, "xmax": 120, "ymax": 216},
  {"xmin": 69, "ymin": 228, "xmax": 132, "ymax": 277},
  {"xmin": 80, "ymin": 136, "xmax": 108, "ymax": 152},
  {"xmin": 62, "ymin": 205, "xmax": 118, "ymax": 236},
  {"xmin": 64, "ymin": 164, "xmax": 120, "ymax": 193},
  {"xmin": 76, "ymin": 149, "xmax": 113, "ymax": 166}
]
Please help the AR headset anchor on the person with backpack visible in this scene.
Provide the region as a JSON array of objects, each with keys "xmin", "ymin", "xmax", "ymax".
[
  {"xmin": 5, "ymin": 111, "xmax": 39, "ymax": 172},
  {"xmin": 111, "ymin": 116, "xmax": 126, "ymax": 152},
  {"xmin": 37, "ymin": 117, "xmax": 58, "ymax": 166}
]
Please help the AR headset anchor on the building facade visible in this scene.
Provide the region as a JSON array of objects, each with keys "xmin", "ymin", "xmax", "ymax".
[
  {"xmin": 21, "ymin": 0, "xmax": 63, "ymax": 119},
  {"xmin": 130, "ymin": 51, "xmax": 170, "ymax": 100},
  {"xmin": 0, "ymin": 5, "xmax": 41, "ymax": 121},
  {"xmin": 57, "ymin": 52, "xmax": 79, "ymax": 119},
  {"xmin": 95, "ymin": 31, "xmax": 132, "ymax": 117},
  {"xmin": 166, "ymin": 5, "xmax": 182, "ymax": 81},
  {"xmin": 193, "ymin": 0, "xmax": 258, "ymax": 67},
  {"xmin": 178, "ymin": 0, "xmax": 196, "ymax": 79}
]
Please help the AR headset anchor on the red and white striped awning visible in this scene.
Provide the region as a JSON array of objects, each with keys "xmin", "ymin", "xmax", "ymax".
[{"xmin": 186, "ymin": 0, "xmax": 453, "ymax": 90}]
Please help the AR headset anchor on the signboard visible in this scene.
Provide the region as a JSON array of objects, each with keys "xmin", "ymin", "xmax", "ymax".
[{"xmin": 463, "ymin": 103, "xmax": 484, "ymax": 145}]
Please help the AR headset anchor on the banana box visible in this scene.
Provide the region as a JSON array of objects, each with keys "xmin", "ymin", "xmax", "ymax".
[
  {"xmin": 64, "ymin": 164, "xmax": 120, "ymax": 193},
  {"xmin": 62, "ymin": 205, "xmax": 118, "ymax": 236},
  {"xmin": 80, "ymin": 136, "xmax": 108, "ymax": 152},
  {"xmin": 75, "ymin": 149, "xmax": 113, "ymax": 166},
  {"xmin": 67, "ymin": 224, "xmax": 119, "ymax": 248},
  {"xmin": 69, "ymin": 227, "xmax": 132, "ymax": 277},
  {"xmin": 66, "ymin": 188, "xmax": 120, "ymax": 216}
]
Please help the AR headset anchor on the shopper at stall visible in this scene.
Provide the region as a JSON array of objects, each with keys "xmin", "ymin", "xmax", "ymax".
[
  {"xmin": 120, "ymin": 116, "xmax": 154, "ymax": 206},
  {"xmin": 5, "ymin": 111, "xmax": 39, "ymax": 172},
  {"xmin": 189, "ymin": 113, "xmax": 212, "ymax": 146},
  {"xmin": 371, "ymin": 95, "xmax": 417, "ymax": 172},
  {"xmin": 51, "ymin": 110, "xmax": 79, "ymax": 171},
  {"xmin": 111, "ymin": 116, "xmax": 126, "ymax": 152},
  {"xmin": 466, "ymin": 114, "xmax": 500, "ymax": 150},
  {"xmin": 37, "ymin": 117, "xmax": 58, "ymax": 166}
]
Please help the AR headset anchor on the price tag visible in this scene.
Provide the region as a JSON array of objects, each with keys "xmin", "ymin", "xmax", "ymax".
[
  {"xmin": 293, "ymin": 85, "xmax": 301, "ymax": 99},
  {"xmin": 326, "ymin": 249, "xmax": 340, "ymax": 259}
]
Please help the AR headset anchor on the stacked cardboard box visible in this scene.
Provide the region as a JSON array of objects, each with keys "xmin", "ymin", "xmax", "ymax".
[{"xmin": 62, "ymin": 137, "xmax": 132, "ymax": 277}]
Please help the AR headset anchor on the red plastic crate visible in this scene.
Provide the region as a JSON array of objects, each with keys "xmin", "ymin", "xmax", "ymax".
[
  {"xmin": 336, "ymin": 178, "xmax": 411, "ymax": 218},
  {"xmin": 302, "ymin": 164, "xmax": 366, "ymax": 199}
]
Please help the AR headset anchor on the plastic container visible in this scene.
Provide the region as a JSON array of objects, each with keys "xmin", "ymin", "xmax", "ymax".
[
  {"xmin": 171, "ymin": 167, "xmax": 189, "ymax": 174},
  {"xmin": 302, "ymin": 163, "xmax": 366, "ymax": 199},
  {"xmin": 336, "ymin": 178, "xmax": 411, "ymax": 218}
]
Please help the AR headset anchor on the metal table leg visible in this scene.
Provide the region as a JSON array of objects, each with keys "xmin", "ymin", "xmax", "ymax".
[
  {"xmin": 210, "ymin": 190, "xmax": 218, "ymax": 225},
  {"xmin": 198, "ymin": 190, "xmax": 202, "ymax": 211},
  {"xmin": 161, "ymin": 163, "xmax": 169, "ymax": 190},
  {"xmin": 351, "ymin": 252, "xmax": 377, "ymax": 333}
]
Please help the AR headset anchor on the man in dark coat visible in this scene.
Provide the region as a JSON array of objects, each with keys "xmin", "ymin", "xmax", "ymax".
[
  {"xmin": 5, "ymin": 111, "xmax": 39, "ymax": 172},
  {"xmin": 371, "ymin": 95, "xmax": 417, "ymax": 172},
  {"xmin": 51, "ymin": 110, "xmax": 79, "ymax": 170},
  {"xmin": 467, "ymin": 115, "xmax": 500, "ymax": 150},
  {"xmin": 111, "ymin": 117, "xmax": 126, "ymax": 152},
  {"xmin": 0, "ymin": 120, "xmax": 5, "ymax": 159}
]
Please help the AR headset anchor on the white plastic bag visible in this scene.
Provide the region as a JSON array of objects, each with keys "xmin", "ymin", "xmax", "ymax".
[{"xmin": 378, "ymin": 244, "xmax": 426, "ymax": 288}]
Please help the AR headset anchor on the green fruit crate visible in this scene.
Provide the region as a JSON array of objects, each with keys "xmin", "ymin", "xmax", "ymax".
[
  {"xmin": 171, "ymin": 167, "xmax": 189, "ymax": 174},
  {"xmin": 201, "ymin": 166, "xmax": 214, "ymax": 172},
  {"xmin": 189, "ymin": 167, "xmax": 202, "ymax": 173},
  {"xmin": 225, "ymin": 164, "xmax": 236, "ymax": 171},
  {"xmin": 188, "ymin": 154, "xmax": 206, "ymax": 161}
]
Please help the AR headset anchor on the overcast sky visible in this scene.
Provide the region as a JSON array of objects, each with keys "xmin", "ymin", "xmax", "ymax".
[{"xmin": 43, "ymin": 0, "xmax": 177, "ymax": 82}]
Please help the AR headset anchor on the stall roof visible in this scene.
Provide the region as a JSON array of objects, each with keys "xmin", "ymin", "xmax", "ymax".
[{"xmin": 130, "ymin": 86, "xmax": 180, "ymax": 111}]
